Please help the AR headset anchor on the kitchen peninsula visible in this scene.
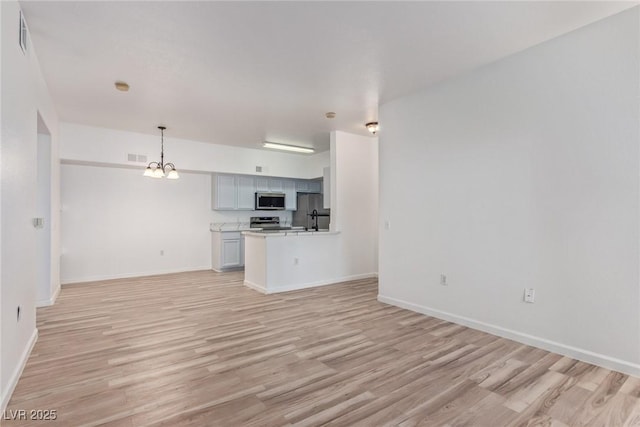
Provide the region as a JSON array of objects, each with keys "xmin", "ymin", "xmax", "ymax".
[{"xmin": 243, "ymin": 229, "xmax": 343, "ymax": 294}]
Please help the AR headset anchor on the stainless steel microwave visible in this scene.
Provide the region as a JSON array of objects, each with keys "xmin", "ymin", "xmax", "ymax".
[{"xmin": 255, "ymin": 192, "xmax": 286, "ymax": 210}]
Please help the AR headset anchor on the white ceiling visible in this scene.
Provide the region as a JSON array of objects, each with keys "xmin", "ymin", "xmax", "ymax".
[{"xmin": 21, "ymin": 1, "xmax": 636, "ymax": 152}]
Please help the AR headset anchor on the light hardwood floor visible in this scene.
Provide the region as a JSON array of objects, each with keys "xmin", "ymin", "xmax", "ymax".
[{"xmin": 5, "ymin": 270, "xmax": 640, "ymax": 426}]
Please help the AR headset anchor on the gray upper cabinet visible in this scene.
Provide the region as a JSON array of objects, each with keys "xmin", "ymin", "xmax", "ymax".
[
  {"xmin": 308, "ymin": 180, "xmax": 321, "ymax": 193},
  {"xmin": 212, "ymin": 174, "xmax": 236, "ymax": 210},
  {"xmin": 212, "ymin": 174, "xmax": 256, "ymax": 210},
  {"xmin": 256, "ymin": 178, "xmax": 270, "ymax": 192},
  {"xmin": 269, "ymin": 178, "xmax": 284, "ymax": 192},
  {"xmin": 237, "ymin": 176, "xmax": 256, "ymax": 210},
  {"xmin": 257, "ymin": 177, "xmax": 283, "ymax": 193},
  {"xmin": 284, "ymin": 180, "xmax": 296, "ymax": 210},
  {"xmin": 213, "ymin": 173, "xmax": 322, "ymax": 211}
]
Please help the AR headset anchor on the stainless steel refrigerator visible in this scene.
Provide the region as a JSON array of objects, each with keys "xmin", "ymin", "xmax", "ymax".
[{"xmin": 292, "ymin": 193, "xmax": 330, "ymax": 230}]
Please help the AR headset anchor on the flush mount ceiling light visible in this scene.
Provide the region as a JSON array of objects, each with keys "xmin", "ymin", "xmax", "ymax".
[
  {"xmin": 263, "ymin": 142, "xmax": 315, "ymax": 154},
  {"xmin": 143, "ymin": 126, "xmax": 179, "ymax": 179},
  {"xmin": 325, "ymin": 112, "xmax": 336, "ymax": 119},
  {"xmin": 114, "ymin": 81, "xmax": 130, "ymax": 92},
  {"xmin": 366, "ymin": 122, "xmax": 379, "ymax": 135}
]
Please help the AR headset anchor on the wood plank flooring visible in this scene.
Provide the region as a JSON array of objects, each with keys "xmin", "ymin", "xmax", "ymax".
[{"xmin": 4, "ymin": 270, "xmax": 640, "ymax": 426}]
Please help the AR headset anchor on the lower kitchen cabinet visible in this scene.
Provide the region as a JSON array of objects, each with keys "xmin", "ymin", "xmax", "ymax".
[{"xmin": 212, "ymin": 231, "xmax": 244, "ymax": 271}]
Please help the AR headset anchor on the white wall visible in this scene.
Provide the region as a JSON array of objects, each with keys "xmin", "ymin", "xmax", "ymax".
[
  {"xmin": 36, "ymin": 132, "xmax": 52, "ymax": 305},
  {"xmin": 1, "ymin": 0, "xmax": 4, "ymax": 408},
  {"xmin": 378, "ymin": 8, "xmax": 640, "ymax": 375},
  {"xmin": 1, "ymin": 1, "xmax": 60, "ymax": 410},
  {"xmin": 59, "ymin": 163, "xmax": 304, "ymax": 284},
  {"xmin": 60, "ymin": 122, "xmax": 329, "ymax": 179},
  {"xmin": 330, "ymin": 131, "xmax": 378, "ymax": 276},
  {"xmin": 61, "ymin": 164, "xmax": 214, "ymax": 283}
]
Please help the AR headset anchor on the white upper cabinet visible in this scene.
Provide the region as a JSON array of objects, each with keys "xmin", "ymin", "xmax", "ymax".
[{"xmin": 296, "ymin": 180, "xmax": 309, "ymax": 192}]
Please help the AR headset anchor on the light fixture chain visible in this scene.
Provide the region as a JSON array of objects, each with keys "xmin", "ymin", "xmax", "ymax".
[{"xmin": 160, "ymin": 127, "xmax": 164, "ymax": 170}]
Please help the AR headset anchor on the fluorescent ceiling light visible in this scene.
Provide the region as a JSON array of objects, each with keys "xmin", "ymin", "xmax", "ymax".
[{"xmin": 263, "ymin": 142, "xmax": 315, "ymax": 154}]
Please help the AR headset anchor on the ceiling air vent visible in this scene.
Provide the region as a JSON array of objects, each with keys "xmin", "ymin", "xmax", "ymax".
[{"xmin": 255, "ymin": 166, "xmax": 263, "ymax": 173}]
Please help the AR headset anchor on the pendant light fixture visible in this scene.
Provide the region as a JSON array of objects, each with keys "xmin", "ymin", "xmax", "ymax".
[{"xmin": 144, "ymin": 126, "xmax": 179, "ymax": 179}]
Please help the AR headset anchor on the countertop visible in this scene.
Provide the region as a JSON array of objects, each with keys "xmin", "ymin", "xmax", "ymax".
[
  {"xmin": 242, "ymin": 230, "xmax": 339, "ymax": 238},
  {"xmin": 210, "ymin": 222, "xmax": 306, "ymax": 233},
  {"xmin": 210, "ymin": 222, "xmax": 251, "ymax": 231}
]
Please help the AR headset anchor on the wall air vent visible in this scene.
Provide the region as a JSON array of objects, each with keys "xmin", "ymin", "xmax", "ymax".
[{"xmin": 127, "ymin": 154, "xmax": 147, "ymax": 163}]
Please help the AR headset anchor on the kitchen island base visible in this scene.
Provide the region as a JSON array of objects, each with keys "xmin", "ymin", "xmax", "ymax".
[{"xmin": 243, "ymin": 231, "xmax": 376, "ymax": 294}]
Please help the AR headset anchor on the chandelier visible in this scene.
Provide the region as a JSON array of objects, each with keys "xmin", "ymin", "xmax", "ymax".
[{"xmin": 143, "ymin": 126, "xmax": 179, "ymax": 179}]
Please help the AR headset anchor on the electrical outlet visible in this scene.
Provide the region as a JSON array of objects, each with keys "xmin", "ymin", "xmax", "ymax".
[
  {"xmin": 384, "ymin": 220, "xmax": 391, "ymax": 230},
  {"xmin": 524, "ymin": 288, "xmax": 535, "ymax": 303},
  {"xmin": 160, "ymin": 250, "xmax": 164, "ymax": 256},
  {"xmin": 293, "ymin": 257, "xmax": 299, "ymax": 265},
  {"xmin": 440, "ymin": 274, "xmax": 447, "ymax": 286}
]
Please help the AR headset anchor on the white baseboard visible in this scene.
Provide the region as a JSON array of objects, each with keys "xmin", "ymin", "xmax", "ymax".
[
  {"xmin": 61, "ymin": 266, "xmax": 212, "ymax": 285},
  {"xmin": 246, "ymin": 273, "xmax": 377, "ymax": 295},
  {"xmin": 36, "ymin": 284, "xmax": 61, "ymax": 307},
  {"xmin": 243, "ymin": 280, "xmax": 267, "ymax": 294},
  {"xmin": 377, "ymin": 294, "xmax": 640, "ymax": 378},
  {"xmin": 212, "ymin": 266, "xmax": 244, "ymax": 273},
  {"xmin": 1, "ymin": 329, "xmax": 38, "ymax": 412}
]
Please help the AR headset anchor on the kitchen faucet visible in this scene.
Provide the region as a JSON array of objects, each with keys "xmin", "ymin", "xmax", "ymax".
[{"xmin": 309, "ymin": 209, "xmax": 319, "ymax": 231}]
